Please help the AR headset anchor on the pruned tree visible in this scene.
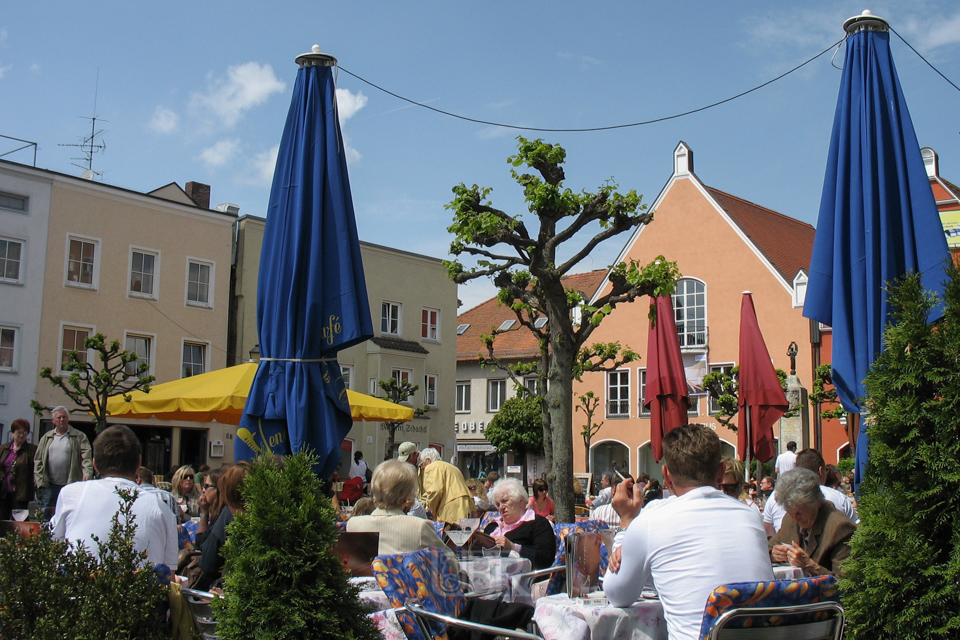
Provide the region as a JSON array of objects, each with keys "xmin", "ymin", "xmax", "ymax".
[
  {"xmin": 702, "ymin": 366, "xmax": 795, "ymax": 431},
  {"xmin": 485, "ymin": 394, "xmax": 544, "ymax": 486},
  {"xmin": 31, "ymin": 333, "xmax": 155, "ymax": 432},
  {"xmin": 576, "ymin": 391, "xmax": 603, "ymax": 474},
  {"xmin": 445, "ymin": 137, "xmax": 679, "ymax": 522},
  {"xmin": 378, "ymin": 377, "xmax": 429, "ymax": 459}
]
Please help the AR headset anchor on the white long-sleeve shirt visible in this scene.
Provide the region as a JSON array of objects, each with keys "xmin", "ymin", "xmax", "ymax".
[
  {"xmin": 51, "ymin": 477, "xmax": 178, "ymax": 567},
  {"xmin": 604, "ymin": 486, "xmax": 774, "ymax": 640}
]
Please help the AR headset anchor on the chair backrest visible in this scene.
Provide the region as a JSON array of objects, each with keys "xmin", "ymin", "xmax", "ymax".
[
  {"xmin": 565, "ymin": 532, "xmax": 602, "ymax": 598},
  {"xmin": 372, "ymin": 547, "xmax": 466, "ymax": 640},
  {"xmin": 699, "ymin": 576, "xmax": 842, "ymax": 640},
  {"xmin": 546, "ymin": 520, "xmax": 609, "ymax": 595}
]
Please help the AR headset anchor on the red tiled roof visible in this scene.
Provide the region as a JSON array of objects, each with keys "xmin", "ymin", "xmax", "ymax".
[
  {"xmin": 457, "ymin": 270, "xmax": 607, "ymax": 361},
  {"xmin": 706, "ymin": 187, "xmax": 816, "ymax": 283}
]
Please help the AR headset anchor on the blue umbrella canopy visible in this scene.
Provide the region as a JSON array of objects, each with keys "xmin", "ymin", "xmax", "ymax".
[
  {"xmin": 237, "ymin": 46, "xmax": 373, "ymax": 479},
  {"xmin": 803, "ymin": 13, "xmax": 950, "ymax": 484}
]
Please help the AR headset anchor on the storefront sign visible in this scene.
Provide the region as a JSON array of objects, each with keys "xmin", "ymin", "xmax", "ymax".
[{"xmin": 456, "ymin": 443, "xmax": 496, "ymax": 452}]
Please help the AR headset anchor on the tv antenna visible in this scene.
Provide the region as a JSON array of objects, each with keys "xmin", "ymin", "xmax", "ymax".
[{"xmin": 59, "ymin": 69, "xmax": 107, "ymax": 179}]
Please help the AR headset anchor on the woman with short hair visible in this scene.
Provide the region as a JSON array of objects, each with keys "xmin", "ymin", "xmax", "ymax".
[
  {"xmin": 483, "ymin": 478, "xmax": 556, "ymax": 569},
  {"xmin": 768, "ymin": 468, "xmax": 856, "ymax": 576},
  {"xmin": 347, "ymin": 460, "xmax": 458, "ymax": 571}
]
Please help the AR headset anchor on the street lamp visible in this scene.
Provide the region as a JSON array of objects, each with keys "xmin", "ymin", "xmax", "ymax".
[{"xmin": 249, "ymin": 344, "xmax": 260, "ymax": 362}]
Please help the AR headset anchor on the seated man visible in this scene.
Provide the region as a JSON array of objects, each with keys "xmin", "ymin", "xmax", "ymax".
[
  {"xmin": 135, "ymin": 466, "xmax": 179, "ymax": 518},
  {"xmin": 51, "ymin": 425, "xmax": 178, "ymax": 568},
  {"xmin": 604, "ymin": 424, "xmax": 773, "ymax": 640}
]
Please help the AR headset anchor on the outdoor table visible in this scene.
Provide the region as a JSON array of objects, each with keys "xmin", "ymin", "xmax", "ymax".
[
  {"xmin": 350, "ymin": 577, "xmax": 393, "ymax": 612},
  {"xmin": 368, "ymin": 608, "xmax": 406, "ymax": 640},
  {"xmin": 533, "ymin": 593, "xmax": 667, "ymax": 640},
  {"xmin": 772, "ymin": 564, "xmax": 804, "ymax": 580},
  {"xmin": 459, "ymin": 555, "xmax": 532, "ymax": 601}
]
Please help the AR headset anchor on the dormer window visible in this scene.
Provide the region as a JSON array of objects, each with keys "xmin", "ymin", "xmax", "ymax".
[
  {"xmin": 498, "ymin": 319, "xmax": 516, "ymax": 331},
  {"xmin": 793, "ymin": 271, "xmax": 809, "ymax": 308}
]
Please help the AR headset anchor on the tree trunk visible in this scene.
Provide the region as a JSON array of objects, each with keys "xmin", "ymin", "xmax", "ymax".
[
  {"xmin": 548, "ymin": 337, "xmax": 577, "ymax": 523},
  {"xmin": 584, "ymin": 437, "xmax": 591, "ymax": 474}
]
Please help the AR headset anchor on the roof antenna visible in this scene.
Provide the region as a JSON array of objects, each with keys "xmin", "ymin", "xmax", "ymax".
[{"xmin": 59, "ymin": 68, "xmax": 107, "ymax": 180}]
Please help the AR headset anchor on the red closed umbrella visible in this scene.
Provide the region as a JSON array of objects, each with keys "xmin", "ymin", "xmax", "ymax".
[
  {"xmin": 737, "ymin": 292, "xmax": 788, "ymax": 466},
  {"xmin": 645, "ymin": 295, "xmax": 689, "ymax": 462}
]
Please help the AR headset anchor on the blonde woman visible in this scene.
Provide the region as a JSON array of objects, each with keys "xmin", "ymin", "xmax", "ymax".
[
  {"xmin": 721, "ymin": 457, "xmax": 761, "ymax": 520},
  {"xmin": 171, "ymin": 465, "xmax": 201, "ymax": 521},
  {"xmin": 466, "ymin": 477, "xmax": 492, "ymax": 513}
]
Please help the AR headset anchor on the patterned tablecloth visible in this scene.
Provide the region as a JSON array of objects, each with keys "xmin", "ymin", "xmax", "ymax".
[
  {"xmin": 533, "ymin": 594, "xmax": 667, "ymax": 640},
  {"xmin": 459, "ymin": 556, "xmax": 533, "ymax": 601}
]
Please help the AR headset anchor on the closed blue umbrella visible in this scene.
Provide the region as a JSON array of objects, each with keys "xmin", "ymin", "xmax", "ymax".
[
  {"xmin": 236, "ymin": 46, "xmax": 373, "ymax": 479},
  {"xmin": 803, "ymin": 12, "xmax": 949, "ymax": 486}
]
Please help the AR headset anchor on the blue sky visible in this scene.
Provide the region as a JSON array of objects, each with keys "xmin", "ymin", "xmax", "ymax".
[{"xmin": 2, "ymin": 2, "xmax": 959, "ymax": 311}]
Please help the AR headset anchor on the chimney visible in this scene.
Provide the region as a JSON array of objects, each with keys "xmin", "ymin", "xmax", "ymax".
[{"xmin": 185, "ymin": 182, "xmax": 211, "ymax": 209}]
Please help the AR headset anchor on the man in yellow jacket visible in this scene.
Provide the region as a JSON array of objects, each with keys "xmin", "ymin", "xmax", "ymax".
[{"xmin": 418, "ymin": 447, "xmax": 472, "ymax": 524}]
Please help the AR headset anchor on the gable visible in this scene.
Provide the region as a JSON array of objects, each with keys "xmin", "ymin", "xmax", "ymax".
[{"xmin": 148, "ymin": 182, "xmax": 197, "ymax": 206}]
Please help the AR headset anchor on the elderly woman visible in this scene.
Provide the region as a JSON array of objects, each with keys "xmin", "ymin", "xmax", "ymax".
[
  {"xmin": 0, "ymin": 419, "xmax": 37, "ymax": 520},
  {"xmin": 348, "ymin": 460, "xmax": 459, "ymax": 572},
  {"xmin": 483, "ymin": 478, "xmax": 556, "ymax": 570},
  {"xmin": 768, "ymin": 467, "xmax": 856, "ymax": 576}
]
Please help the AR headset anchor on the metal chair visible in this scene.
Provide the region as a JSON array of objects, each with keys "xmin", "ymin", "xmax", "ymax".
[
  {"xmin": 699, "ymin": 576, "xmax": 844, "ymax": 640},
  {"xmin": 181, "ymin": 587, "xmax": 220, "ymax": 640},
  {"xmin": 707, "ymin": 601, "xmax": 844, "ymax": 640},
  {"xmin": 372, "ymin": 547, "xmax": 544, "ymax": 640}
]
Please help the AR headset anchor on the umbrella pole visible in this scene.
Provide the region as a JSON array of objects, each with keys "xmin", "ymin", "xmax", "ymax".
[{"xmin": 744, "ymin": 406, "xmax": 751, "ymax": 483}]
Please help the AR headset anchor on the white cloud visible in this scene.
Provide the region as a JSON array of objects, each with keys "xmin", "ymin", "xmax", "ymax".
[
  {"xmin": 190, "ymin": 62, "xmax": 286, "ymax": 128},
  {"xmin": 29, "ymin": 63, "xmax": 40, "ymax": 73},
  {"xmin": 198, "ymin": 138, "xmax": 241, "ymax": 168},
  {"xmin": 557, "ymin": 51, "xmax": 602, "ymax": 71},
  {"xmin": 343, "ymin": 134, "xmax": 361, "ymax": 165},
  {"xmin": 902, "ymin": 10, "xmax": 960, "ymax": 50},
  {"xmin": 149, "ymin": 105, "xmax": 179, "ymax": 134},
  {"xmin": 248, "ymin": 144, "xmax": 280, "ymax": 187},
  {"xmin": 0, "ymin": 63, "xmax": 11, "ymax": 79},
  {"xmin": 336, "ymin": 88, "xmax": 367, "ymax": 124},
  {"xmin": 477, "ymin": 126, "xmax": 511, "ymax": 140}
]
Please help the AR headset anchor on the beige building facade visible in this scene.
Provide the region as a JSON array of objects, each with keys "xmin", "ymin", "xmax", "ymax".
[
  {"xmin": 13, "ymin": 162, "xmax": 237, "ymax": 473},
  {"xmin": 231, "ymin": 216, "xmax": 458, "ymax": 475}
]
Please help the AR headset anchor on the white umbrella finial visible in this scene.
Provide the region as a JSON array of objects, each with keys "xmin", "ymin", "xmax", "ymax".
[{"xmin": 296, "ymin": 45, "xmax": 337, "ymax": 67}]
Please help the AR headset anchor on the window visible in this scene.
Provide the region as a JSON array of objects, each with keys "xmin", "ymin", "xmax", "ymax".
[
  {"xmin": 0, "ymin": 191, "xmax": 27, "ymax": 212},
  {"xmin": 457, "ymin": 324, "xmax": 470, "ymax": 335},
  {"xmin": 65, "ymin": 236, "xmax": 99, "ymax": 288},
  {"xmin": 0, "ymin": 238, "xmax": 23, "ymax": 284},
  {"xmin": 638, "ymin": 369, "xmax": 650, "ymax": 416},
  {"xmin": 130, "ymin": 249, "xmax": 159, "ymax": 298},
  {"xmin": 369, "ymin": 377, "xmax": 378, "ymax": 395},
  {"xmin": 182, "ymin": 342, "xmax": 206, "ymax": 378},
  {"xmin": 186, "ymin": 259, "xmax": 213, "ymax": 307},
  {"xmin": 124, "ymin": 334, "xmax": 152, "ymax": 377},
  {"xmin": 607, "ymin": 370, "xmax": 630, "ymax": 417},
  {"xmin": 708, "ymin": 363, "xmax": 735, "ymax": 414},
  {"xmin": 381, "ymin": 301, "xmax": 401, "ymax": 336},
  {"xmin": 673, "ymin": 278, "xmax": 707, "ymax": 348},
  {"xmin": 60, "ymin": 325, "xmax": 92, "ymax": 370},
  {"xmin": 534, "ymin": 317, "xmax": 548, "ymax": 329},
  {"xmin": 424, "ymin": 374, "xmax": 438, "ymax": 407},
  {"xmin": 524, "ymin": 376, "xmax": 540, "ymax": 396},
  {"xmin": 422, "ymin": 308, "xmax": 440, "ymax": 341},
  {"xmin": 340, "ymin": 364, "xmax": 353, "ymax": 390},
  {"xmin": 0, "ymin": 237, "xmax": 23, "ymax": 283},
  {"xmin": 487, "ymin": 379, "xmax": 506, "ymax": 412},
  {"xmin": 0, "ymin": 326, "xmax": 17, "ymax": 371},
  {"xmin": 498, "ymin": 319, "xmax": 516, "ymax": 331},
  {"xmin": 793, "ymin": 271, "xmax": 809, "ymax": 308},
  {"xmin": 391, "ymin": 368, "xmax": 411, "ymax": 385},
  {"xmin": 456, "ymin": 381, "xmax": 471, "ymax": 413}
]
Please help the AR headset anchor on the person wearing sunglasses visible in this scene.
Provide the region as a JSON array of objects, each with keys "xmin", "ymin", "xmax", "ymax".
[
  {"xmin": 196, "ymin": 467, "xmax": 227, "ymax": 542},
  {"xmin": 721, "ymin": 457, "xmax": 761, "ymax": 522}
]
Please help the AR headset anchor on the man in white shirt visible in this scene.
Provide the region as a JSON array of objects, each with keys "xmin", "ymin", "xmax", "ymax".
[
  {"xmin": 586, "ymin": 472, "xmax": 615, "ymax": 508},
  {"xmin": 763, "ymin": 448, "xmax": 858, "ymax": 536},
  {"xmin": 774, "ymin": 441, "xmax": 797, "ymax": 476},
  {"xmin": 51, "ymin": 425, "xmax": 178, "ymax": 568},
  {"xmin": 604, "ymin": 425, "xmax": 773, "ymax": 640}
]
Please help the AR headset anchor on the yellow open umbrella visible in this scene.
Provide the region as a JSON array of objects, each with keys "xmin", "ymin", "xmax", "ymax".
[{"xmin": 105, "ymin": 363, "xmax": 414, "ymax": 425}]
